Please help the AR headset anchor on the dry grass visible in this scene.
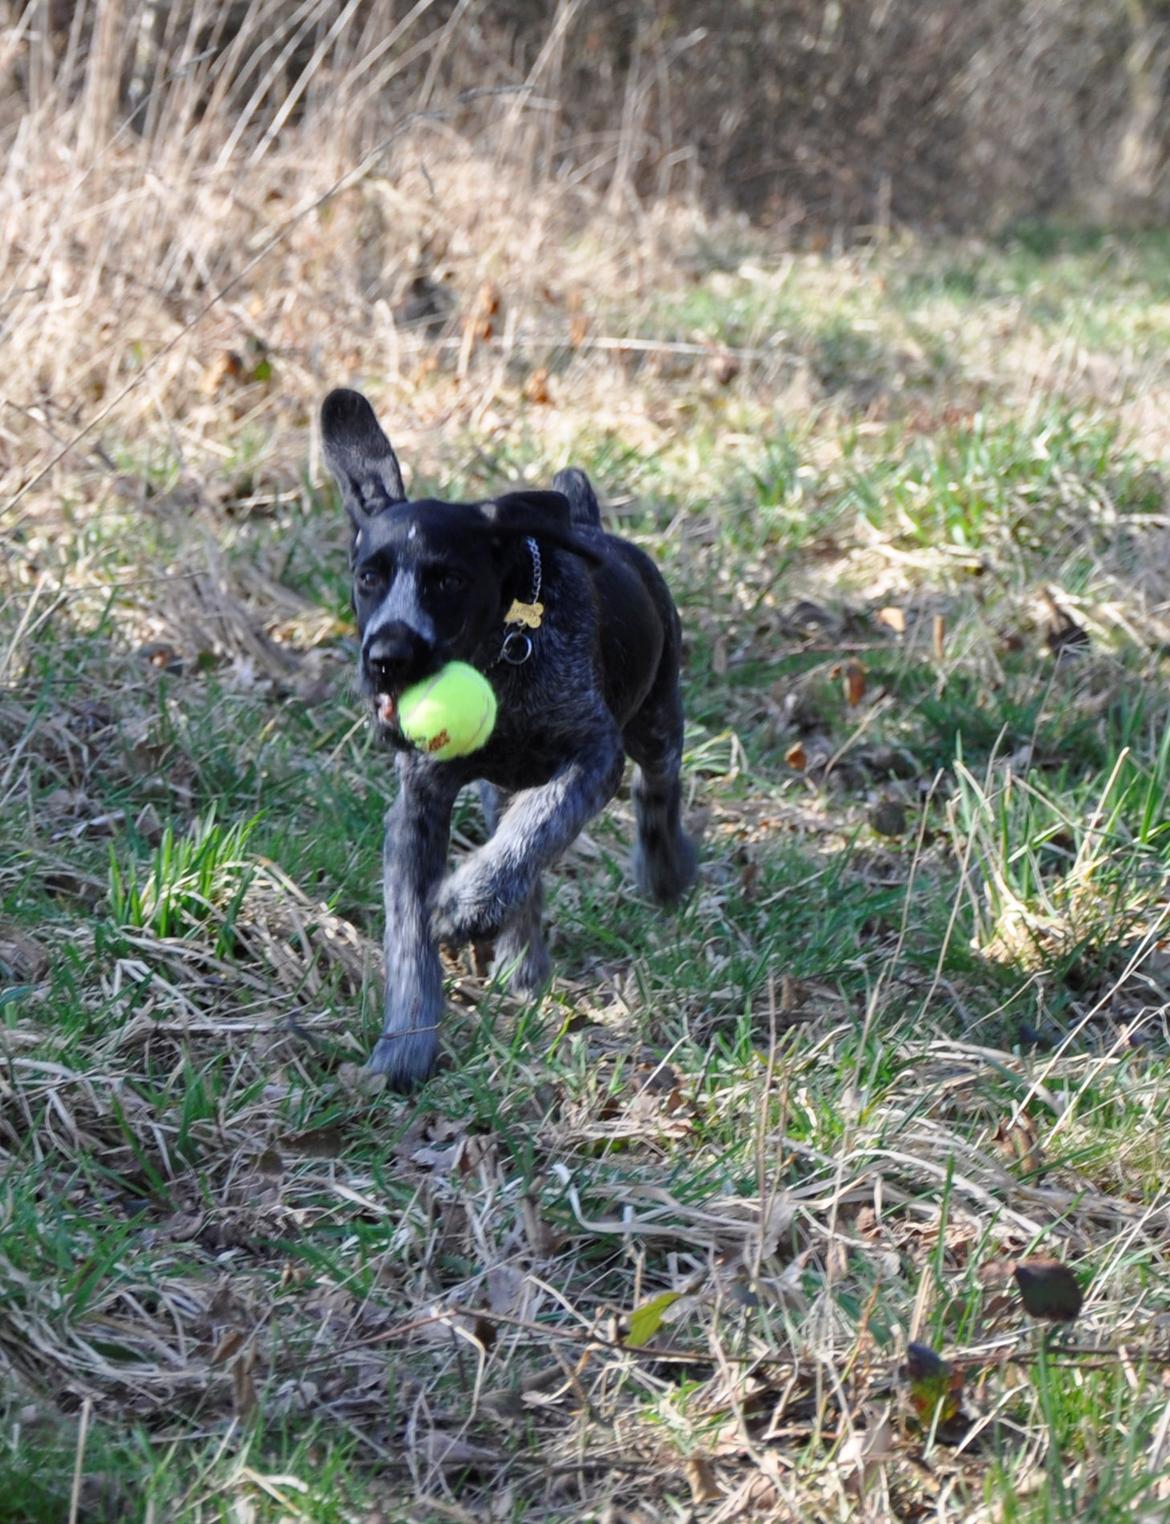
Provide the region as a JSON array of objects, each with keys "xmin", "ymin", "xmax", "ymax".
[{"xmin": 6, "ymin": 7, "xmax": 1170, "ymax": 1522}]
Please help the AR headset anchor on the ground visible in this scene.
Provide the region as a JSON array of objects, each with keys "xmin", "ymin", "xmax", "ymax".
[{"xmin": 4, "ymin": 129, "xmax": 1170, "ymax": 1520}]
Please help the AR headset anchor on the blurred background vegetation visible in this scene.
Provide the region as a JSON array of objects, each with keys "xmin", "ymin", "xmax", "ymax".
[{"xmin": 6, "ymin": 0, "xmax": 1170, "ymax": 233}]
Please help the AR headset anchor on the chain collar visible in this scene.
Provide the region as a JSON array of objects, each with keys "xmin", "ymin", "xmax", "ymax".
[{"xmin": 492, "ymin": 537, "xmax": 543, "ymax": 668}]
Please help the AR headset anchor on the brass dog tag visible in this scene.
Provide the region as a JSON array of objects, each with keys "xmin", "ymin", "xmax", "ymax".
[{"xmin": 505, "ymin": 599, "xmax": 544, "ymax": 630}]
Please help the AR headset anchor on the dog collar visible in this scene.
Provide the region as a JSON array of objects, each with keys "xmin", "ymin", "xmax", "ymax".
[{"xmin": 498, "ymin": 537, "xmax": 543, "ymax": 666}]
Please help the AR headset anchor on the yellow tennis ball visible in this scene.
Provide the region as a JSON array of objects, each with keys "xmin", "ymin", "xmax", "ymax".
[{"xmin": 398, "ymin": 662, "xmax": 497, "ymax": 760}]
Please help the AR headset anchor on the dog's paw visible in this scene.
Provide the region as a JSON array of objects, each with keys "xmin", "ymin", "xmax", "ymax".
[
  {"xmin": 432, "ymin": 868, "xmax": 508, "ymax": 945},
  {"xmin": 491, "ymin": 931, "xmax": 551, "ymax": 997},
  {"xmin": 366, "ymin": 1027, "xmax": 440, "ymax": 1091},
  {"xmin": 633, "ymin": 830, "xmax": 698, "ymax": 907}
]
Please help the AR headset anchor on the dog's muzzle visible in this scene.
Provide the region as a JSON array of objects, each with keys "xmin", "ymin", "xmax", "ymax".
[{"xmin": 362, "ymin": 623, "xmax": 432, "ymax": 697}]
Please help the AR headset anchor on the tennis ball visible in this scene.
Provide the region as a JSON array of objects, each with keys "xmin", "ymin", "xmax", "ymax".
[{"xmin": 398, "ymin": 662, "xmax": 497, "ymax": 760}]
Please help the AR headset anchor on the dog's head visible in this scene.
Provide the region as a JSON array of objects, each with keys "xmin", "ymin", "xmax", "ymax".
[{"xmin": 320, "ymin": 389, "xmax": 600, "ymax": 737}]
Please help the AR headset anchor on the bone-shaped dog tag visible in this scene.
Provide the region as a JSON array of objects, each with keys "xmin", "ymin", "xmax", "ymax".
[{"xmin": 505, "ymin": 599, "xmax": 544, "ymax": 630}]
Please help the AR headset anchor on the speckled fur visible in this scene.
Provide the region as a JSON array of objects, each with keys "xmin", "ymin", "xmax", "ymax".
[{"xmin": 321, "ymin": 389, "xmax": 696, "ymax": 1090}]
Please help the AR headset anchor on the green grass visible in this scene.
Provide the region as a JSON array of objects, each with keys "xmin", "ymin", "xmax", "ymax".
[{"xmin": 6, "ymin": 218, "xmax": 1170, "ymax": 1521}]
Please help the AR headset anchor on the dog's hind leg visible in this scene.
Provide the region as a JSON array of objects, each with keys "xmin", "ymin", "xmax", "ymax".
[
  {"xmin": 476, "ymin": 782, "xmax": 551, "ymax": 995},
  {"xmin": 625, "ymin": 680, "xmax": 698, "ymax": 907}
]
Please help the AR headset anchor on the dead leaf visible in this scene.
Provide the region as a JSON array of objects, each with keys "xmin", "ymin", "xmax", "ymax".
[
  {"xmin": 410, "ymin": 1144, "xmax": 462, "ymax": 1172},
  {"xmin": 684, "ymin": 1455, "xmax": 722, "ymax": 1504},
  {"xmin": 869, "ymin": 799, "xmax": 907, "ymax": 837},
  {"xmin": 1014, "ymin": 1259, "xmax": 1084, "ymax": 1322},
  {"xmin": 419, "ymin": 1431, "xmax": 498, "ymax": 1469},
  {"xmin": 210, "ymin": 1327, "xmax": 246, "ymax": 1366},
  {"xmin": 840, "ymin": 1407, "xmax": 896, "ymax": 1496},
  {"xmin": 709, "ymin": 350, "xmax": 740, "ymax": 385},
  {"xmin": 785, "ymin": 741, "xmax": 808, "ymax": 771},
  {"xmin": 255, "ymin": 1146, "xmax": 284, "ymax": 1177},
  {"xmin": 199, "ymin": 350, "xmax": 244, "ymax": 395},
  {"xmin": 520, "ymin": 1192, "xmax": 560, "ymax": 1257},
  {"xmin": 842, "ymin": 659, "xmax": 866, "ymax": 706},
  {"xmin": 281, "ymin": 1123, "xmax": 344, "ymax": 1157},
  {"xmin": 524, "ymin": 367, "xmax": 552, "ymax": 405},
  {"xmin": 1038, "ymin": 587, "xmax": 1090, "ymax": 659},
  {"xmin": 486, "ymin": 1265, "xmax": 529, "ymax": 1316},
  {"xmin": 233, "ymin": 1350, "xmax": 256, "ymax": 1415},
  {"xmin": 932, "ymin": 613, "xmax": 946, "ymax": 662},
  {"xmin": 721, "ymin": 1474, "xmax": 778, "ymax": 1518},
  {"xmin": 876, "ymin": 606, "xmax": 905, "ymax": 634},
  {"xmin": 133, "ymin": 803, "xmax": 163, "ymax": 845},
  {"xmin": 993, "ymin": 1115, "xmax": 1043, "ymax": 1176},
  {"xmin": 0, "ymin": 930, "xmax": 49, "ymax": 983},
  {"xmin": 457, "ymin": 1134, "xmax": 499, "ymax": 1176}
]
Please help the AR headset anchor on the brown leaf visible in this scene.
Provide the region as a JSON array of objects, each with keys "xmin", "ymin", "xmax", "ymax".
[
  {"xmin": 475, "ymin": 280, "xmax": 502, "ymax": 320},
  {"xmin": 133, "ymin": 803, "xmax": 163, "ymax": 845},
  {"xmin": 785, "ymin": 741, "xmax": 808, "ymax": 772},
  {"xmin": 199, "ymin": 350, "xmax": 244, "ymax": 395},
  {"xmin": 709, "ymin": 350, "xmax": 740, "ymax": 386},
  {"xmin": 685, "ymin": 1455, "xmax": 722, "ymax": 1504},
  {"xmin": 0, "ymin": 930, "xmax": 49, "ymax": 983},
  {"xmin": 472, "ymin": 1315, "xmax": 497, "ymax": 1350},
  {"xmin": 993, "ymin": 1115, "xmax": 1043, "ymax": 1176},
  {"xmin": 281, "ymin": 1123, "xmax": 344, "ymax": 1158},
  {"xmin": 254, "ymin": 1146, "xmax": 284, "ymax": 1177},
  {"xmin": 842, "ymin": 659, "xmax": 866, "ymax": 706},
  {"xmin": 932, "ymin": 613, "xmax": 946, "ymax": 662},
  {"xmin": 876, "ymin": 606, "xmax": 905, "ymax": 634},
  {"xmin": 419, "ymin": 1431, "xmax": 498, "ymax": 1469},
  {"xmin": 410, "ymin": 1144, "xmax": 462, "ymax": 1172},
  {"xmin": 457, "ymin": 1134, "xmax": 498, "ymax": 1176},
  {"xmin": 1014, "ymin": 1258, "xmax": 1084, "ymax": 1322},
  {"xmin": 1039, "ymin": 587, "xmax": 1090, "ymax": 658},
  {"xmin": 520, "ymin": 1192, "xmax": 560, "ymax": 1257},
  {"xmin": 524, "ymin": 367, "xmax": 552, "ymax": 405},
  {"xmin": 232, "ymin": 1351, "xmax": 257, "ymax": 1417},
  {"xmin": 840, "ymin": 1408, "xmax": 896, "ymax": 1496},
  {"xmin": 869, "ymin": 799, "xmax": 907, "ymax": 837},
  {"xmin": 211, "ymin": 1327, "xmax": 246, "ymax": 1366}
]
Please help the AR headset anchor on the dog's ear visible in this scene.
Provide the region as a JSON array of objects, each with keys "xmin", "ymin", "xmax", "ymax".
[
  {"xmin": 480, "ymin": 491, "xmax": 604, "ymax": 564},
  {"xmin": 320, "ymin": 389, "xmax": 406, "ymax": 524}
]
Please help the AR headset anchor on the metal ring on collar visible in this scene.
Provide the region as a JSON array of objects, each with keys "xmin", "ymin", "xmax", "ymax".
[{"xmin": 501, "ymin": 630, "xmax": 533, "ymax": 666}]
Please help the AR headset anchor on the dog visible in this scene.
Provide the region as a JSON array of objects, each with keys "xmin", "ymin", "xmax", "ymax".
[{"xmin": 320, "ymin": 388, "xmax": 697, "ymax": 1089}]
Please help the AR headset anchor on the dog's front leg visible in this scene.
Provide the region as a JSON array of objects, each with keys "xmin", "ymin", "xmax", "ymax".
[
  {"xmin": 369, "ymin": 755, "xmax": 461, "ymax": 1088},
  {"xmin": 433, "ymin": 725, "xmax": 625, "ymax": 946}
]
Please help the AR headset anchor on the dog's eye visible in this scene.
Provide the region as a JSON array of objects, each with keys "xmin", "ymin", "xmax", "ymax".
[
  {"xmin": 432, "ymin": 570, "xmax": 467, "ymax": 596},
  {"xmin": 356, "ymin": 567, "xmax": 385, "ymax": 596}
]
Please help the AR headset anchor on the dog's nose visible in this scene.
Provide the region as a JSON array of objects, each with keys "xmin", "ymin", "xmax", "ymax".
[{"xmin": 363, "ymin": 624, "xmax": 426, "ymax": 690}]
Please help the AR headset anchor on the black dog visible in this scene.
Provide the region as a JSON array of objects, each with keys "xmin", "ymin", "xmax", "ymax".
[{"xmin": 321, "ymin": 388, "xmax": 696, "ymax": 1088}]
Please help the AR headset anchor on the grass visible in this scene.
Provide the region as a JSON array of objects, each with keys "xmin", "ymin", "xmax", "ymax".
[{"xmin": 6, "ymin": 23, "xmax": 1170, "ymax": 1523}]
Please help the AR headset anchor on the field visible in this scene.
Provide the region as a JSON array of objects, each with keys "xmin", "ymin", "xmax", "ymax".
[{"xmin": 6, "ymin": 41, "xmax": 1170, "ymax": 1521}]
